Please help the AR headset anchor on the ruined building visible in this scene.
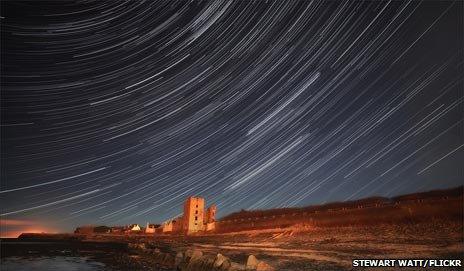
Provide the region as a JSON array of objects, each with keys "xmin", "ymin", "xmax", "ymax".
[
  {"xmin": 145, "ymin": 223, "xmax": 160, "ymax": 234},
  {"xmin": 162, "ymin": 216, "xmax": 183, "ymax": 233},
  {"xmin": 183, "ymin": 196, "xmax": 205, "ymax": 234},
  {"xmin": 160, "ymin": 196, "xmax": 216, "ymax": 234},
  {"xmin": 204, "ymin": 204, "xmax": 217, "ymax": 231},
  {"xmin": 205, "ymin": 204, "xmax": 217, "ymax": 223}
]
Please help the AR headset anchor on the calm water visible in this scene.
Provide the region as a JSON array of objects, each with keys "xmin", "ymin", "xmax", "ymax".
[{"xmin": 1, "ymin": 256, "xmax": 107, "ymax": 271}]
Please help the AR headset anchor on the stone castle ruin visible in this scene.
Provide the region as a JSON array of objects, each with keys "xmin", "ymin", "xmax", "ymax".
[{"xmin": 160, "ymin": 196, "xmax": 216, "ymax": 235}]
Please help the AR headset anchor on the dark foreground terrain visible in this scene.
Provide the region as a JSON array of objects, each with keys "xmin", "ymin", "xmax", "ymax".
[{"xmin": 4, "ymin": 219, "xmax": 460, "ymax": 271}]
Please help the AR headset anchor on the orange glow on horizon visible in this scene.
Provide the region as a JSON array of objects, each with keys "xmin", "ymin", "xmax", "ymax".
[
  {"xmin": 0, "ymin": 228, "xmax": 58, "ymax": 238},
  {"xmin": 1, "ymin": 219, "xmax": 59, "ymax": 238}
]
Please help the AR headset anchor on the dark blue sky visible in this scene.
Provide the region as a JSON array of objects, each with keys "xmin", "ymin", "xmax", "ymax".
[{"xmin": 1, "ymin": 1, "xmax": 463, "ymax": 235}]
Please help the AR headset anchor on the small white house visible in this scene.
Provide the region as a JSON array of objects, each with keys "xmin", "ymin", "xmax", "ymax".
[{"xmin": 129, "ymin": 224, "xmax": 141, "ymax": 231}]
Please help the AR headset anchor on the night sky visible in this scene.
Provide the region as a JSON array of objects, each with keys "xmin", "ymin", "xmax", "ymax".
[{"xmin": 1, "ymin": 1, "xmax": 463, "ymax": 236}]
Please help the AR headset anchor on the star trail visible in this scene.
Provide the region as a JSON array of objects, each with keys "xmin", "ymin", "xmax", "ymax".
[{"xmin": 1, "ymin": 1, "xmax": 463, "ymax": 235}]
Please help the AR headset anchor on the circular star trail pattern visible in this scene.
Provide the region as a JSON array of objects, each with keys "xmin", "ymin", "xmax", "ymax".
[{"xmin": 1, "ymin": 1, "xmax": 463, "ymax": 232}]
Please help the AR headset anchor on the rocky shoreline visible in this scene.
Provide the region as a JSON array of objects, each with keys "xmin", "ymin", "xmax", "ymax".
[
  {"xmin": 0, "ymin": 238, "xmax": 275, "ymax": 271},
  {"xmin": 122, "ymin": 242, "xmax": 274, "ymax": 270}
]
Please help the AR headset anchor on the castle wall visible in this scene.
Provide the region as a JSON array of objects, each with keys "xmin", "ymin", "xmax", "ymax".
[
  {"xmin": 205, "ymin": 222, "xmax": 216, "ymax": 231},
  {"xmin": 162, "ymin": 221, "xmax": 173, "ymax": 233},
  {"xmin": 215, "ymin": 195, "xmax": 463, "ymax": 233},
  {"xmin": 146, "ymin": 227, "xmax": 155, "ymax": 234},
  {"xmin": 173, "ymin": 217, "xmax": 184, "ymax": 233}
]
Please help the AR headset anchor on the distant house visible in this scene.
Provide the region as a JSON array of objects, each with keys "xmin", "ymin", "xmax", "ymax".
[
  {"xmin": 145, "ymin": 223, "xmax": 160, "ymax": 234},
  {"xmin": 128, "ymin": 224, "xmax": 141, "ymax": 232}
]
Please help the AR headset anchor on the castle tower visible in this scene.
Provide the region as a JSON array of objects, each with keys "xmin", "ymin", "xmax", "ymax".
[
  {"xmin": 205, "ymin": 204, "xmax": 217, "ymax": 223},
  {"xmin": 183, "ymin": 196, "xmax": 205, "ymax": 234}
]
